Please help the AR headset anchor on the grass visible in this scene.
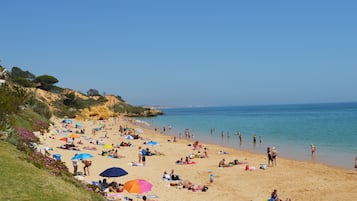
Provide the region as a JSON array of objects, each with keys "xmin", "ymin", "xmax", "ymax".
[{"xmin": 0, "ymin": 141, "xmax": 106, "ymax": 201}]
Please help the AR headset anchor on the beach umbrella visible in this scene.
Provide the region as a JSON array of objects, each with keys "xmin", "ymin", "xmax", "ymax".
[
  {"xmin": 68, "ymin": 133, "xmax": 80, "ymax": 138},
  {"xmin": 63, "ymin": 119, "xmax": 72, "ymax": 124},
  {"xmin": 99, "ymin": 167, "xmax": 128, "ymax": 178},
  {"xmin": 75, "ymin": 122, "xmax": 81, "ymax": 128},
  {"xmin": 124, "ymin": 179, "xmax": 152, "ymax": 194},
  {"xmin": 72, "ymin": 153, "xmax": 94, "ymax": 160},
  {"xmin": 59, "ymin": 137, "xmax": 68, "ymax": 143},
  {"xmin": 126, "ymin": 135, "xmax": 134, "ymax": 140},
  {"xmin": 145, "ymin": 141, "xmax": 159, "ymax": 146},
  {"xmin": 103, "ymin": 144, "xmax": 113, "ymax": 149}
]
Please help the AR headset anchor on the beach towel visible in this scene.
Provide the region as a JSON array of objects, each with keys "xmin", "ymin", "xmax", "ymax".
[
  {"xmin": 108, "ymin": 155, "xmax": 125, "ymax": 159},
  {"xmin": 106, "ymin": 193, "xmax": 124, "ymax": 201},
  {"xmin": 128, "ymin": 162, "xmax": 143, "ymax": 166}
]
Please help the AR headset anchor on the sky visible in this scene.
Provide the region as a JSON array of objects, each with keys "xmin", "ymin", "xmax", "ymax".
[{"xmin": 1, "ymin": 1, "xmax": 356, "ymax": 107}]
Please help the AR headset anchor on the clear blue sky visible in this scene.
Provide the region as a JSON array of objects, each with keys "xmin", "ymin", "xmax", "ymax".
[{"xmin": 1, "ymin": 1, "xmax": 356, "ymax": 107}]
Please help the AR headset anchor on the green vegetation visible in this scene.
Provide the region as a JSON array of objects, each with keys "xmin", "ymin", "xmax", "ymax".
[
  {"xmin": 0, "ymin": 65, "xmax": 162, "ymax": 200},
  {"xmin": 112, "ymin": 104, "xmax": 163, "ymax": 117},
  {"xmin": 0, "ymin": 141, "xmax": 105, "ymax": 201},
  {"xmin": 87, "ymin": 88, "xmax": 101, "ymax": 96}
]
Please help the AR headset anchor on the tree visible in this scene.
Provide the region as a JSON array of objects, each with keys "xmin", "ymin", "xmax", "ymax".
[
  {"xmin": 0, "ymin": 85, "xmax": 31, "ymax": 130},
  {"xmin": 10, "ymin": 67, "xmax": 35, "ymax": 80},
  {"xmin": 87, "ymin": 89, "xmax": 100, "ymax": 96},
  {"xmin": 33, "ymin": 75, "xmax": 59, "ymax": 91}
]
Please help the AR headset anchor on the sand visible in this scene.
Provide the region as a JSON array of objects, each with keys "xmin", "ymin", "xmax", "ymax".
[{"xmin": 39, "ymin": 117, "xmax": 357, "ymax": 201}]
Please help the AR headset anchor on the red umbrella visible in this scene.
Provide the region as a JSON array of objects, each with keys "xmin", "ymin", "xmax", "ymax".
[{"xmin": 59, "ymin": 137, "xmax": 68, "ymax": 143}]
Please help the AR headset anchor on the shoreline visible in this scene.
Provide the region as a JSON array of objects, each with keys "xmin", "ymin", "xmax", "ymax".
[
  {"xmin": 137, "ymin": 119, "xmax": 356, "ymax": 171},
  {"xmin": 40, "ymin": 116, "xmax": 357, "ymax": 201}
]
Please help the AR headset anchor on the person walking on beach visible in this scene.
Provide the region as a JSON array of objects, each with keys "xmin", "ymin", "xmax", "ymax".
[
  {"xmin": 209, "ymin": 170, "xmax": 214, "ymax": 184},
  {"xmin": 141, "ymin": 147, "xmax": 147, "ymax": 166},
  {"xmin": 355, "ymin": 156, "xmax": 357, "ymax": 171}
]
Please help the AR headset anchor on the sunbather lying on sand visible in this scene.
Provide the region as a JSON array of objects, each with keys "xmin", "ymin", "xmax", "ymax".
[
  {"xmin": 174, "ymin": 180, "xmax": 208, "ymax": 192},
  {"xmin": 59, "ymin": 144, "xmax": 80, "ymax": 151},
  {"xmin": 218, "ymin": 158, "xmax": 234, "ymax": 167}
]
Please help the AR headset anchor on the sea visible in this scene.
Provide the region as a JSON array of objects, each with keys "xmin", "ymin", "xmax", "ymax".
[{"xmin": 137, "ymin": 102, "xmax": 357, "ymax": 170}]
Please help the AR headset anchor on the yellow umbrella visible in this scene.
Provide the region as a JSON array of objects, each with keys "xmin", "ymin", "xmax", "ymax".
[{"xmin": 103, "ymin": 144, "xmax": 113, "ymax": 149}]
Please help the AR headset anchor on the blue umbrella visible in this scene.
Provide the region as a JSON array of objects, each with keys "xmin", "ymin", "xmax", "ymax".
[
  {"xmin": 100, "ymin": 167, "xmax": 128, "ymax": 178},
  {"xmin": 126, "ymin": 135, "xmax": 134, "ymax": 140},
  {"xmin": 146, "ymin": 141, "xmax": 159, "ymax": 146},
  {"xmin": 72, "ymin": 153, "xmax": 94, "ymax": 160}
]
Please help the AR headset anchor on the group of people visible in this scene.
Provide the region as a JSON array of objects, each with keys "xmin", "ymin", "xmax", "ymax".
[
  {"xmin": 173, "ymin": 179, "xmax": 209, "ymax": 192},
  {"xmin": 95, "ymin": 178, "xmax": 124, "ymax": 193},
  {"xmin": 267, "ymin": 146, "xmax": 278, "ymax": 166},
  {"xmin": 101, "ymin": 149, "xmax": 120, "ymax": 158},
  {"xmin": 72, "ymin": 158, "xmax": 92, "ymax": 176},
  {"xmin": 162, "ymin": 169, "xmax": 208, "ymax": 192},
  {"xmin": 176, "ymin": 156, "xmax": 195, "ymax": 165},
  {"xmin": 162, "ymin": 169, "xmax": 180, "ymax": 181},
  {"xmin": 218, "ymin": 158, "xmax": 246, "ymax": 167}
]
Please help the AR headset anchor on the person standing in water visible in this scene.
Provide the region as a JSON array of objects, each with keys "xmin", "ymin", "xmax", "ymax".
[
  {"xmin": 311, "ymin": 144, "xmax": 317, "ymax": 156},
  {"xmin": 238, "ymin": 133, "xmax": 242, "ymax": 145}
]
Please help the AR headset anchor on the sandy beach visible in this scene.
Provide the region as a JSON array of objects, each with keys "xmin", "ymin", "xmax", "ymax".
[{"xmin": 40, "ymin": 117, "xmax": 357, "ymax": 201}]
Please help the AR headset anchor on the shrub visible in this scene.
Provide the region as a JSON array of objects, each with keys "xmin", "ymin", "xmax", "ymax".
[
  {"xmin": 16, "ymin": 128, "xmax": 40, "ymax": 152},
  {"xmin": 27, "ymin": 151, "xmax": 70, "ymax": 177}
]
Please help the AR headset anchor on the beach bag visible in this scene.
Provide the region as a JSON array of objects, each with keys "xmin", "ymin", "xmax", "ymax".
[{"xmin": 260, "ymin": 164, "xmax": 267, "ymax": 170}]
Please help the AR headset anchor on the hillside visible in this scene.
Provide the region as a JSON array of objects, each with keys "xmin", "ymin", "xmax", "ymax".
[
  {"xmin": 0, "ymin": 141, "xmax": 106, "ymax": 201},
  {"xmin": 0, "ymin": 66, "xmax": 162, "ymax": 201},
  {"xmin": 29, "ymin": 87, "xmax": 163, "ymax": 120}
]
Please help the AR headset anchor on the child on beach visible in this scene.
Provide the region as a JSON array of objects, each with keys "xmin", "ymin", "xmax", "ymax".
[
  {"xmin": 269, "ymin": 189, "xmax": 281, "ymax": 201},
  {"xmin": 209, "ymin": 170, "xmax": 214, "ymax": 184},
  {"xmin": 72, "ymin": 158, "xmax": 78, "ymax": 175}
]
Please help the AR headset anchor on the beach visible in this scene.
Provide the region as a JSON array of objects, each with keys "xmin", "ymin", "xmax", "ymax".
[{"xmin": 40, "ymin": 116, "xmax": 357, "ymax": 201}]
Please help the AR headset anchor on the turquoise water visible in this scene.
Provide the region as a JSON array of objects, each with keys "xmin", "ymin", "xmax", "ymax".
[{"xmin": 138, "ymin": 102, "xmax": 357, "ymax": 170}]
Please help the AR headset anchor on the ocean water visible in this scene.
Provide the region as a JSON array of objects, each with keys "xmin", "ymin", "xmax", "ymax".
[{"xmin": 137, "ymin": 102, "xmax": 357, "ymax": 170}]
